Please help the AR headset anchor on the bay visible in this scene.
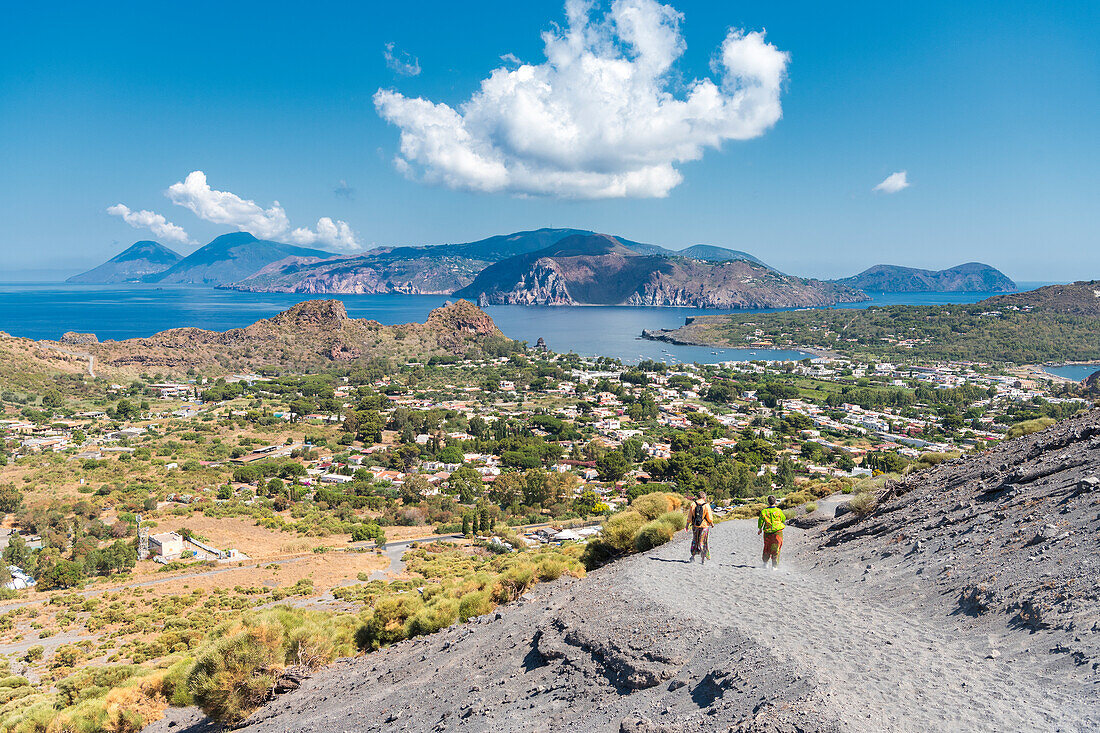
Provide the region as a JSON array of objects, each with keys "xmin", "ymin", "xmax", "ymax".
[
  {"xmin": 0, "ymin": 282, "xmax": 1052, "ymax": 366},
  {"xmin": 1042, "ymin": 364, "xmax": 1100, "ymax": 381}
]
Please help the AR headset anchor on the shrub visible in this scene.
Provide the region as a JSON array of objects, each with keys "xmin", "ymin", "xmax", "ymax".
[
  {"xmin": 803, "ymin": 502, "xmax": 818, "ymax": 514},
  {"xmin": 188, "ymin": 627, "xmax": 280, "ymax": 723},
  {"xmin": 780, "ymin": 490, "xmax": 814, "ymax": 509},
  {"xmin": 601, "ymin": 511, "xmax": 646, "ymax": 553},
  {"xmin": 535, "ymin": 558, "xmax": 568, "ymax": 581},
  {"xmin": 633, "ymin": 520, "xmax": 674, "ymax": 552},
  {"xmin": 406, "ymin": 599, "xmax": 458, "ymax": 637},
  {"xmin": 1006, "ymin": 417, "xmax": 1055, "ymax": 439},
  {"xmin": 151, "ymin": 657, "xmax": 195, "ymax": 707},
  {"xmin": 631, "ymin": 492, "xmax": 681, "ymax": 520},
  {"xmin": 656, "ymin": 511, "xmax": 686, "ymax": 532},
  {"xmin": 579, "ymin": 539, "xmax": 617, "ymax": 570},
  {"xmin": 458, "ymin": 590, "xmax": 492, "ymax": 621},
  {"xmin": 848, "ymin": 491, "xmax": 878, "ymax": 516},
  {"xmin": 189, "ymin": 609, "xmax": 355, "ymax": 723},
  {"xmin": 493, "ymin": 563, "xmax": 536, "ymax": 603},
  {"xmin": 916, "ymin": 451, "xmax": 960, "ymax": 467},
  {"xmin": 355, "ymin": 593, "xmax": 423, "ymax": 651}
]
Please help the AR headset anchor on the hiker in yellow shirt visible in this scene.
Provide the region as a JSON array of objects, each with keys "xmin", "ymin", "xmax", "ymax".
[{"xmin": 758, "ymin": 495, "xmax": 785, "ymax": 568}]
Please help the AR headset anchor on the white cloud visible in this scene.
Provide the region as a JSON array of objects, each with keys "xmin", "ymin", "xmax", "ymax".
[
  {"xmin": 873, "ymin": 170, "xmax": 910, "ymax": 194},
  {"xmin": 106, "ymin": 204, "xmax": 194, "ymax": 245},
  {"xmin": 384, "ymin": 42, "xmax": 421, "ymax": 77},
  {"xmin": 374, "ymin": 0, "xmax": 789, "ymax": 199},
  {"xmin": 165, "ymin": 171, "xmax": 361, "ymax": 252}
]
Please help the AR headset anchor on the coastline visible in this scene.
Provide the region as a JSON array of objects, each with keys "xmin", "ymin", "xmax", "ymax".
[{"xmin": 639, "ymin": 327, "xmax": 838, "ymax": 360}]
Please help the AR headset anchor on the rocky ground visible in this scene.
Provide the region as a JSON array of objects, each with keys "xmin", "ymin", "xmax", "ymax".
[{"xmin": 150, "ymin": 410, "xmax": 1100, "ymax": 733}]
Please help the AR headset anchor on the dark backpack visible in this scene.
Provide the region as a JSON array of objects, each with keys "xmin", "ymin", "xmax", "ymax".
[{"xmin": 692, "ymin": 501, "xmax": 707, "ymax": 527}]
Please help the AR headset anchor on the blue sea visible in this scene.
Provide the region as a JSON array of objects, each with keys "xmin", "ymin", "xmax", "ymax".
[
  {"xmin": 0, "ymin": 282, "xmax": 1052, "ymax": 366},
  {"xmin": 1042, "ymin": 364, "xmax": 1100, "ymax": 381}
]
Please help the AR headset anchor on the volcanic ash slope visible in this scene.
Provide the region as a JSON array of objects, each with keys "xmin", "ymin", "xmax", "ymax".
[{"xmin": 223, "ymin": 410, "xmax": 1100, "ymax": 732}]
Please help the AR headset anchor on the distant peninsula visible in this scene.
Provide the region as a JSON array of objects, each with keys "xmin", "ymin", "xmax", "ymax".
[
  {"xmin": 834, "ymin": 262, "xmax": 1017, "ymax": 292},
  {"xmin": 642, "ymin": 281, "xmax": 1100, "ymax": 364}
]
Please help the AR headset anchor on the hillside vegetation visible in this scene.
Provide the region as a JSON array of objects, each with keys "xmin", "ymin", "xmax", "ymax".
[{"xmin": 645, "ymin": 281, "xmax": 1100, "ymax": 364}]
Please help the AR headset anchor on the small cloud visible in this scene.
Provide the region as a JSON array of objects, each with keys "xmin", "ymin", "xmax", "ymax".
[
  {"xmin": 384, "ymin": 42, "xmax": 421, "ymax": 77},
  {"xmin": 165, "ymin": 170, "xmax": 362, "ymax": 252},
  {"xmin": 873, "ymin": 170, "xmax": 910, "ymax": 194},
  {"xmin": 106, "ymin": 204, "xmax": 194, "ymax": 245},
  {"xmin": 499, "ymin": 52, "xmax": 522, "ymax": 66},
  {"xmin": 334, "ymin": 179, "xmax": 355, "ymax": 199}
]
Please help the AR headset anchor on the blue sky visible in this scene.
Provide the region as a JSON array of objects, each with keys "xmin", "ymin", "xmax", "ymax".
[{"xmin": 1, "ymin": 0, "xmax": 1097, "ymax": 280}]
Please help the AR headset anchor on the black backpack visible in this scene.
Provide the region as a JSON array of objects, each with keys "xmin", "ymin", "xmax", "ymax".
[{"xmin": 692, "ymin": 501, "xmax": 707, "ymax": 527}]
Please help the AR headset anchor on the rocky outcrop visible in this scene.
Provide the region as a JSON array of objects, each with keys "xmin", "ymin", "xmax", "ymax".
[
  {"xmin": 73, "ymin": 300, "xmax": 510, "ymax": 374},
  {"xmin": 60, "ymin": 332, "xmax": 98, "ymax": 345}
]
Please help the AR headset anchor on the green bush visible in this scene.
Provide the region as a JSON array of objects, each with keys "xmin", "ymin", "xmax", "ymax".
[
  {"xmin": 601, "ymin": 511, "xmax": 646, "ymax": 553},
  {"xmin": 1006, "ymin": 417, "xmax": 1055, "ymax": 438},
  {"xmin": 535, "ymin": 557, "xmax": 568, "ymax": 581},
  {"xmin": 579, "ymin": 539, "xmax": 617, "ymax": 570},
  {"xmin": 633, "ymin": 520, "xmax": 674, "ymax": 552},
  {"xmin": 406, "ymin": 599, "xmax": 458, "ymax": 637},
  {"xmin": 188, "ymin": 628, "xmax": 280, "ymax": 723},
  {"xmin": 630, "ymin": 492, "xmax": 680, "ymax": 520},
  {"xmin": 458, "ymin": 590, "xmax": 491, "ymax": 621},
  {"xmin": 848, "ymin": 491, "xmax": 878, "ymax": 516},
  {"xmin": 656, "ymin": 511, "xmax": 686, "ymax": 532},
  {"xmin": 355, "ymin": 593, "xmax": 423, "ymax": 651}
]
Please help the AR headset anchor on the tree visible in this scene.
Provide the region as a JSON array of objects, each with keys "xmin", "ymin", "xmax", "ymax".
[
  {"xmin": 489, "ymin": 472, "xmax": 525, "ymax": 508},
  {"xmin": 461, "ymin": 513, "xmax": 472, "ymax": 536},
  {"xmin": 448, "ymin": 466, "xmax": 483, "ymax": 504},
  {"xmin": 41, "ymin": 389, "xmax": 64, "ymax": 409},
  {"xmin": 0, "ymin": 485, "xmax": 24, "ymax": 514},
  {"xmin": 400, "ymin": 474, "xmax": 430, "ymax": 505},
  {"xmin": 777, "ymin": 457, "xmax": 797, "ymax": 490},
  {"xmin": 2, "ymin": 533, "xmax": 29, "ymax": 568},
  {"xmin": 232, "ymin": 466, "xmax": 260, "ymax": 484},
  {"xmin": 37, "ymin": 559, "xmax": 85, "ymax": 590},
  {"xmin": 392, "ymin": 444, "xmax": 420, "ymax": 471},
  {"xmin": 596, "ymin": 451, "xmax": 630, "ymax": 482},
  {"xmin": 350, "ymin": 523, "xmax": 385, "ymax": 545},
  {"xmin": 546, "ymin": 472, "xmax": 579, "ymax": 506},
  {"xmin": 468, "ymin": 416, "xmax": 489, "ymax": 439},
  {"xmin": 572, "ymin": 490, "xmax": 599, "ymax": 516},
  {"xmin": 522, "ymin": 469, "xmax": 549, "ymax": 508}
]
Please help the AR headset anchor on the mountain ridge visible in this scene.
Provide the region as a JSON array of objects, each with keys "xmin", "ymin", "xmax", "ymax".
[
  {"xmin": 835, "ymin": 262, "xmax": 1016, "ymax": 292},
  {"xmin": 454, "ymin": 233, "xmax": 865, "ymax": 308},
  {"xmin": 146, "ymin": 232, "xmax": 333, "ymax": 286}
]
